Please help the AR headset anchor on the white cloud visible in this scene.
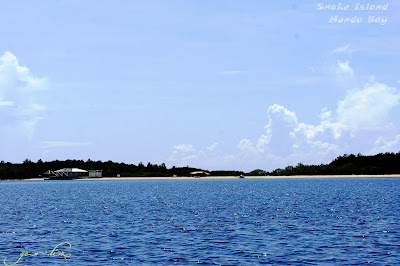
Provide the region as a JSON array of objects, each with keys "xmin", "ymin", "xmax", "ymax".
[
  {"xmin": 336, "ymin": 60, "xmax": 354, "ymax": 77},
  {"xmin": 166, "ymin": 61, "xmax": 400, "ymax": 172},
  {"xmin": 336, "ymin": 81, "xmax": 400, "ymax": 132},
  {"xmin": 168, "ymin": 143, "xmax": 199, "ymax": 168},
  {"xmin": 369, "ymin": 135, "xmax": 400, "ymax": 154},
  {"xmin": 319, "ymin": 108, "xmax": 332, "ymax": 121},
  {"xmin": 236, "ymin": 68, "xmax": 399, "ymax": 169},
  {"xmin": 168, "ymin": 142, "xmax": 245, "ymax": 170},
  {"xmin": 256, "ymin": 135, "xmax": 270, "ymax": 152},
  {"xmin": 0, "ymin": 51, "xmax": 48, "ymax": 136},
  {"xmin": 332, "ymin": 44, "xmax": 354, "ymax": 54},
  {"xmin": 173, "ymin": 144, "xmax": 195, "ymax": 152},
  {"xmin": 267, "ymin": 104, "xmax": 298, "ymax": 125},
  {"xmin": 206, "ymin": 142, "xmax": 219, "ymax": 151},
  {"xmin": 259, "ymin": 79, "xmax": 399, "ymax": 151},
  {"xmin": 255, "ymin": 104, "xmax": 298, "ymax": 154},
  {"xmin": 237, "ymin": 139, "xmax": 254, "ymax": 151},
  {"xmin": 292, "ymin": 121, "xmax": 333, "ymax": 140}
]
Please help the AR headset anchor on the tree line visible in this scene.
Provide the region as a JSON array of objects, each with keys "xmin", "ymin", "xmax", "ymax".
[
  {"xmin": 248, "ymin": 152, "xmax": 400, "ymax": 176},
  {"xmin": 0, "ymin": 152, "xmax": 399, "ymax": 180},
  {"xmin": 0, "ymin": 159, "xmax": 244, "ymax": 180}
]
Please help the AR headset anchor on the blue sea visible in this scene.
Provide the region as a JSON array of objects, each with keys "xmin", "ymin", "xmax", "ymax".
[{"xmin": 1, "ymin": 178, "xmax": 399, "ymax": 265}]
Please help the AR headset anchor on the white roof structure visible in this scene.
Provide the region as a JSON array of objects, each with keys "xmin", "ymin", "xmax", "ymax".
[
  {"xmin": 55, "ymin": 168, "xmax": 88, "ymax": 173},
  {"xmin": 190, "ymin": 171, "xmax": 209, "ymax": 175}
]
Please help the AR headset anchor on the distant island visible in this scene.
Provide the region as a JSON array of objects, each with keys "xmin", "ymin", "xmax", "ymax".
[{"xmin": 0, "ymin": 152, "xmax": 399, "ymax": 180}]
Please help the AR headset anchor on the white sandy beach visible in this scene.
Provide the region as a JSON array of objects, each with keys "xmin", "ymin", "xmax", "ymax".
[
  {"xmin": 77, "ymin": 174, "xmax": 400, "ymax": 181},
  {"xmin": 3, "ymin": 175, "xmax": 399, "ymax": 181}
]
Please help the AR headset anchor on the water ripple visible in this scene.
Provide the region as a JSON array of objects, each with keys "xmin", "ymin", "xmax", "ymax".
[{"xmin": 0, "ymin": 178, "xmax": 399, "ymax": 264}]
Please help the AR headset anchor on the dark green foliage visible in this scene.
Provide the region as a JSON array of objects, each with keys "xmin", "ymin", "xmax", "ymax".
[
  {"xmin": 248, "ymin": 152, "xmax": 400, "ymax": 176},
  {"xmin": 0, "ymin": 160, "xmax": 204, "ymax": 180},
  {"xmin": 247, "ymin": 169, "xmax": 267, "ymax": 176},
  {"xmin": 1, "ymin": 152, "xmax": 400, "ymax": 180},
  {"xmin": 209, "ymin": 170, "xmax": 245, "ymax": 176}
]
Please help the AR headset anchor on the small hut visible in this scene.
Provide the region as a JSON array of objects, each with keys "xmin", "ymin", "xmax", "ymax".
[
  {"xmin": 190, "ymin": 171, "xmax": 210, "ymax": 177},
  {"xmin": 88, "ymin": 170, "xmax": 103, "ymax": 178}
]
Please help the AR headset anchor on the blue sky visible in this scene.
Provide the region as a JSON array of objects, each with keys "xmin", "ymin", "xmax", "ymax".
[{"xmin": 1, "ymin": 0, "xmax": 399, "ymax": 171}]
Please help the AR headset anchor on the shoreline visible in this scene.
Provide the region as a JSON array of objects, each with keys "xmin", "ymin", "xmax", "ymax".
[
  {"xmin": 3, "ymin": 174, "xmax": 400, "ymax": 181},
  {"xmin": 85, "ymin": 174, "xmax": 400, "ymax": 180}
]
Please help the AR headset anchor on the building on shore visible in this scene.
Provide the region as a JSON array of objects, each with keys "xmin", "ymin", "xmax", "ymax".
[
  {"xmin": 190, "ymin": 171, "xmax": 210, "ymax": 177},
  {"xmin": 88, "ymin": 170, "xmax": 103, "ymax": 178},
  {"xmin": 44, "ymin": 168, "xmax": 102, "ymax": 179}
]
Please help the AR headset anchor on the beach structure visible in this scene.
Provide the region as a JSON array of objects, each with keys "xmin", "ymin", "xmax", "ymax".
[
  {"xmin": 190, "ymin": 171, "xmax": 210, "ymax": 177},
  {"xmin": 88, "ymin": 170, "xmax": 103, "ymax": 178},
  {"xmin": 44, "ymin": 168, "xmax": 102, "ymax": 179},
  {"xmin": 55, "ymin": 168, "xmax": 88, "ymax": 178}
]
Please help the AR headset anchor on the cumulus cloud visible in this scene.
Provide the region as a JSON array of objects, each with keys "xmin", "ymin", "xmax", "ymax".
[
  {"xmin": 336, "ymin": 81, "xmax": 400, "ymax": 132},
  {"xmin": 237, "ymin": 61, "xmax": 399, "ymax": 168},
  {"xmin": 258, "ymin": 78, "xmax": 399, "ymax": 154},
  {"xmin": 168, "ymin": 144, "xmax": 196, "ymax": 165},
  {"xmin": 167, "ymin": 143, "xmax": 200, "ymax": 167},
  {"xmin": 168, "ymin": 60, "xmax": 400, "ymax": 171},
  {"xmin": 234, "ymin": 104, "xmax": 342, "ymax": 168},
  {"xmin": 319, "ymin": 108, "xmax": 332, "ymax": 121},
  {"xmin": 267, "ymin": 104, "xmax": 298, "ymax": 125},
  {"xmin": 256, "ymin": 104, "xmax": 298, "ymax": 154},
  {"xmin": 237, "ymin": 139, "xmax": 254, "ymax": 151},
  {"xmin": 0, "ymin": 51, "xmax": 47, "ymax": 136},
  {"xmin": 369, "ymin": 135, "xmax": 400, "ymax": 154},
  {"xmin": 336, "ymin": 60, "xmax": 354, "ymax": 77}
]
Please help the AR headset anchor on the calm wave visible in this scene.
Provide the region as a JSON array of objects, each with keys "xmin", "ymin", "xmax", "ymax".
[{"xmin": 1, "ymin": 178, "xmax": 399, "ymax": 265}]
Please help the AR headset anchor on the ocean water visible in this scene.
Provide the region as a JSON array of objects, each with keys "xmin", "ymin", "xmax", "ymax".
[{"xmin": 0, "ymin": 178, "xmax": 399, "ymax": 265}]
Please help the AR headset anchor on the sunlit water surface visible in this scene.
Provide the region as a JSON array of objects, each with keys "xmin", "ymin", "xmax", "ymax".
[{"xmin": 1, "ymin": 178, "xmax": 399, "ymax": 265}]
